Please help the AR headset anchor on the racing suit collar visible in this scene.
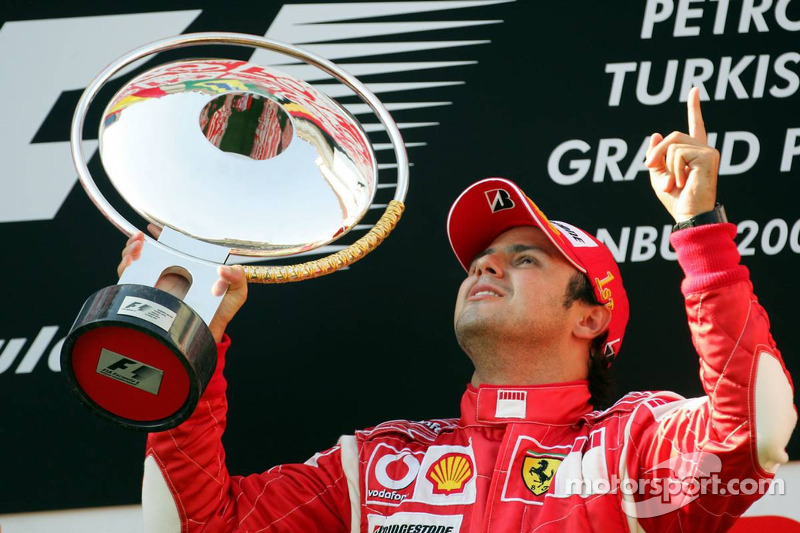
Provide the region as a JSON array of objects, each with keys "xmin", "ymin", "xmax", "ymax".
[{"xmin": 462, "ymin": 381, "xmax": 592, "ymax": 426}]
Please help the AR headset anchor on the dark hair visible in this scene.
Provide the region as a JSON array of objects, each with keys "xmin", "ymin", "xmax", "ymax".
[{"xmin": 564, "ymin": 272, "xmax": 616, "ymax": 410}]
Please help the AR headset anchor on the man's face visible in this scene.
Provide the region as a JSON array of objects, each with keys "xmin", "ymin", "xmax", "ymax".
[{"xmin": 453, "ymin": 226, "xmax": 581, "ymax": 352}]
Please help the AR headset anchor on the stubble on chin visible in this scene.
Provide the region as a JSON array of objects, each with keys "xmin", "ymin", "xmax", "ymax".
[
  {"xmin": 455, "ymin": 308, "xmax": 502, "ymax": 361},
  {"xmin": 456, "ymin": 309, "xmax": 524, "ymax": 383}
]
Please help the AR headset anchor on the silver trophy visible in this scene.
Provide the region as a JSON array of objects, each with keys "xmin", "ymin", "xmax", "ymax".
[{"xmin": 61, "ymin": 33, "xmax": 408, "ymax": 431}]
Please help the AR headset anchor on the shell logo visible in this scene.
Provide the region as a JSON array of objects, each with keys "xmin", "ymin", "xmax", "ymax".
[{"xmin": 425, "ymin": 453, "xmax": 474, "ymax": 495}]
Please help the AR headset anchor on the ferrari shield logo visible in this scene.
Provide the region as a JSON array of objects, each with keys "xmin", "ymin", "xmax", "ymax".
[{"xmin": 522, "ymin": 453, "xmax": 563, "ymax": 496}]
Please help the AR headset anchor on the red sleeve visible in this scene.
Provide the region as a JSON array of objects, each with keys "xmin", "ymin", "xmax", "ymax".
[
  {"xmin": 621, "ymin": 223, "xmax": 794, "ymax": 532},
  {"xmin": 143, "ymin": 336, "xmax": 351, "ymax": 532}
]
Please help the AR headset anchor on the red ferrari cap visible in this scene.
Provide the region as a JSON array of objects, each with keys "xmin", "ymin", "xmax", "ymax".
[{"xmin": 447, "ymin": 177, "xmax": 629, "ymax": 360}]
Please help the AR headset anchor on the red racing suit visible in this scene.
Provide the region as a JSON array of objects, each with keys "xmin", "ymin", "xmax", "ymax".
[{"xmin": 143, "ymin": 224, "xmax": 796, "ymax": 532}]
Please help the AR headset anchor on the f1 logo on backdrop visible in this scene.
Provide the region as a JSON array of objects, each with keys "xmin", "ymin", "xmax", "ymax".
[{"xmin": 0, "ymin": 1, "xmax": 512, "ymax": 224}]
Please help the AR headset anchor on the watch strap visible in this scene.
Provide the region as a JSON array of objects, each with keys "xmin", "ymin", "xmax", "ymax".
[{"xmin": 672, "ymin": 203, "xmax": 727, "ymax": 232}]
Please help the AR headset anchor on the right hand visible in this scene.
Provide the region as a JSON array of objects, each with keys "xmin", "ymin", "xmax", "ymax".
[
  {"xmin": 645, "ymin": 87, "xmax": 720, "ymax": 223},
  {"xmin": 118, "ymin": 224, "xmax": 248, "ymax": 342}
]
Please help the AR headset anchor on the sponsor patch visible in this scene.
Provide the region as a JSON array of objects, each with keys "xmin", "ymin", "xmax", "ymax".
[
  {"xmin": 367, "ymin": 512, "xmax": 462, "ymax": 533},
  {"xmin": 425, "ymin": 453, "xmax": 474, "ymax": 495},
  {"xmin": 550, "ymin": 221, "xmax": 598, "ymax": 248},
  {"xmin": 485, "ymin": 188, "xmax": 515, "ymax": 212},
  {"xmin": 501, "ymin": 432, "xmax": 610, "ymax": 503},
  {"xmin": 367, "ymin": 443, "xmax": 478, "ymax": 507},
  {"xmin": 366, "ymin": 444, "xmax": 425, "ymax": 506},
  {"xmin": 501, "ymin": 436, "xmax": 571, "ymax": 504},
  {"xmin": 412, "ymin": 444, "xmax": 477, "ymax": 505},
  {"xmin": 522, "ymin": 453, "xmax": 563, "ymax": 495}
]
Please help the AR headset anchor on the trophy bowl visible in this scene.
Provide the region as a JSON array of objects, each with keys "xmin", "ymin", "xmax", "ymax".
[{"xmin": 60, "ymin": 33, "xmax": 409, "ymax": 431}]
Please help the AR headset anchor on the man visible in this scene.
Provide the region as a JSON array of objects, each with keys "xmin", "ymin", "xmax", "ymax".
[{"xmin": 123, "ymin": 88, "xmax": 796, "ymax": 531}]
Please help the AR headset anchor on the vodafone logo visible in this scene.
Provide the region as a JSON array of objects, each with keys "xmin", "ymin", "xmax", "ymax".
[
  {"xmin": 366, "ymin": 444, "xmax": 426, "ymax": 506},
  {"xmin": 375, "ymin": 452, "xmax": 421, "ymax": 490}
]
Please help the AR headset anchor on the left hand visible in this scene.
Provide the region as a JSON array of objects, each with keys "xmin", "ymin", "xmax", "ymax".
[
  {"xmin": 118, "ymin": 223, "xmax": 248, "ymax": 343},
  {"xmin": 645, "ymin": 87, "xmax": 720, "ymax": 223}
]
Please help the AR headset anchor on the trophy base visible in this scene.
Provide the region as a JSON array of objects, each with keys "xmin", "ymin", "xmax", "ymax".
[{"xmin": 61, "ymin": 284, "xmax": 217, "ymax": 431}]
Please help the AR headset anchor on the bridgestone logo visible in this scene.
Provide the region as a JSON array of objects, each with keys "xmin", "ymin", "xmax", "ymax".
[
  {"xmin": 485, "ymin": 188, "xmax": 515, "ymax": 213},
  {"xmin": 96, "ymin": 349, "xmax": 163, "ymax": 395},
  {"xmin": 374, "ymin": 526, "xmax": 453, "ymax": 533},
  {"xmin": 551, "ymin": 221, "xmax": 598, "ymax": 248},
  {"xmin": 555, "ymin": 223, "xmax": 585, "ymax": 243}
]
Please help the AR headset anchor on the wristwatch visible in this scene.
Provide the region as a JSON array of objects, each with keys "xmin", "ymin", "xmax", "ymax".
[{"xmin": 672, "ymin": 203, "xmax": 728, "ymax": 232}]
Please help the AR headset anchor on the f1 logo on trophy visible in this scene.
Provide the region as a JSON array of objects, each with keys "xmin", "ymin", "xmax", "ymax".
[{"xmin": 60, "ymin": 33, "xmax": 409, "ymax": 431}]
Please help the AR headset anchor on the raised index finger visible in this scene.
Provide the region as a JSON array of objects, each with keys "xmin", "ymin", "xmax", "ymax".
[{"xmin": 687, "ymin": 87, "xmax": 707, "ymax": 143}]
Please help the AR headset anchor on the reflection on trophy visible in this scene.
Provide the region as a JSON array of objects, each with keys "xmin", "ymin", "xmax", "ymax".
[{"xmin": 60, "ymin": 34, "xmax": 409, "ymax": 431}]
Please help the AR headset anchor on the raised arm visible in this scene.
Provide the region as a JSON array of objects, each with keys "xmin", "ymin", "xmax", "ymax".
[
  {"xmin": 120, "ymin": 229, "xmax": 353, "ymax": 532},
  {"xmin": 618, "ymin": 89, "xmax": 797, "ymax": 530}
]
